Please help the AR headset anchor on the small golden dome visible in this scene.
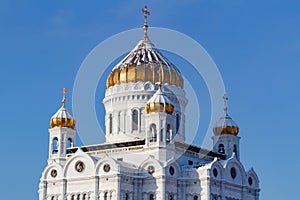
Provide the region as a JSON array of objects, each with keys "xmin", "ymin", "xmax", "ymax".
[
  {"xmin": 50, "ymin": 88, "xmax": 76, "ymax": 129},
  {"xmin": 106, "ymin": 6, "xmax": 183, "ymax": 89},
  {"xmin": 213, "ymin": 114, "xmax": 239, "ymax": 136},
  {"xmin": 145, "ymin": 84, "xmax": 174, "ymax": 114},
  {"xmin": 213, "ymin": 94, "xmax": 239, "ymax": 136}
]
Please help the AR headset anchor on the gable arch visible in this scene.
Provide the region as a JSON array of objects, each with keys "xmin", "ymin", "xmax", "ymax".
[
  {"xmin": 247, "ymin": 168, "xmax": 260, "ymax": 188},
  {"xmin": 63, "ymin": 149, "xmax": 96, "ymax": 178},
  {"xmin": 224, "ymin": 157, "xmax": 247, "ymax": 185},
  {"xmin": 96, "ymin": 156, "xmax": 120, "ymax": 176},
  {"xmin": 165, "ymin": 160, "xmax": 181, "ymax": 178},
  {"xmin": 42, "ymin": 161, "xmax": 63, "ymax": 180},
  {"xmin": 210, "ymin": 160, "xmax": 224, "ymax": 179},
  {"xmin": 139, "ymin": 155, "xmax": 163, "ymax": 176}
]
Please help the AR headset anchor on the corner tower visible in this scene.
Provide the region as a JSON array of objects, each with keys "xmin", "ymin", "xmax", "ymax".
[
  {"xmin": 212, "ymin": 94, "xmax": 240, "ymax": 159},
  {"xmin": 48, "ymin": 88, "xmax": 76, "ymax": 164},
  {"xmin": 103, "ymin": 6, "xmax": 187, "ymax": 143}
]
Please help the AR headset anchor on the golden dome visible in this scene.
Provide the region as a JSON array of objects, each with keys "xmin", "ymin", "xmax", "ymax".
[
  {"xmin": 106, "ymin": 6, "xmax": 183, "ymax": 89},
  {"xmin": 50, "ymin": 88, "xmax": 76, "ymax": 129},
  {"xmin": 213, "ymin": 114, "xmax": 239, "ymax": 136},
  {"xmin": 145, "ymin": 84, "xmax": 174, "ymax": 115},
  {"xmin": 213, "ymin": 94, "xmax": 239, "ymax": 136}
]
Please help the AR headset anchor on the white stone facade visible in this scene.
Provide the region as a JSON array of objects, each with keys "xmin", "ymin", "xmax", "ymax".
[
  {"xmin": 39, "ymin": 81, "xmax": 260, "ymax": 200},
  {"xmin": 39, "ymin": 15, "xmax": 260, "ymax": 198}
]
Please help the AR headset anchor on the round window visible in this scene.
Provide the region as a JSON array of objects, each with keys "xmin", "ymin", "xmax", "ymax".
[
  {"xmin": 75, "ymin": 161, "xmax": 85, "ymax": 173},
  {"xmin": 213, "ymin": 168, "xmax": 218, "ymax": 177},
  {"xmin": 103, "ymin": 164, "xmax": 111, "ymax": 173},
  {"xmin": 50, "ymin": 169, "xmax": 57, "ymax": 178},
  {"xmin": 230, "ymin": 167, "xmax": 237, "ymax": 179},
  {"xmin": 169, "ymin": 166, "xmax": 175, "ymax": 176},
  {"xmin": 248, "ymin": 177, "xmax": 253, "ymax": 185},
  {"xmin": 148, "ymin": 165, "xmax": 155, "ymax": 174}
]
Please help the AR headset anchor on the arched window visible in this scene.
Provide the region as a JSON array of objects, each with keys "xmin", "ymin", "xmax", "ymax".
[
  {"xmin": 193, "ymin": 196, "xmax": 198, "ymax": 200},
  {"xmin": 77, "ymin": 194, "xmax": 81, "ymax": 200},
  {"xmin": 233, "ymin": 144, "xmax": 237, "ymax": 155},
  {"xmin": 166, "ymin": 124, "xmax": 171, "ymax": 142},
  {"xmin": 67, "ymin": 138, "xmax": 73, "ymax": 148},
  {"xmin": 125, "ymin": 193, "xmax": 129, "ymax": 200},
  {"xmin": 66, "ymin": 138, "xmax": 73, "ymax": 154},
  {"xmin": 109, "ymin": 114, "xmax": 113, "ymax": 134},
  {"xmin": 71, "ymin": 195, "xmax": 75, "ymax": 200},
  {"xmin": 104, "ymin": 192, "xmax": 108, "ymax": 200},
  {"xmin": 83, "ymin": 194, "xmax": 87, "ymax": 200},
  {"xmin": 169, "ymin": 194, "xmax": 173, "ymax": 200},
  {"xmin": 51, "ymin": 196, "xmax": 55, "ymax": 200},
  {"xmin": 52, "ymin": 137, "xmax": 58, "ymax": 154},
  {"xmin": 132, "ymin": 109, "xmax": 138, "ymax": 131},
  {"xmin": 149, "ymin": 194, "xmax": 154, "ymax": 200},
  {"xmin": 150, "ymin": 124, "xmax": 157, "ymax": 142},
  {"xmin": 218, "ymin": 144, "xmax": 225, "ymax": 154},
  {"xmin": 176, "ymin": 114, "xmax": 180, "ymax": 134}
]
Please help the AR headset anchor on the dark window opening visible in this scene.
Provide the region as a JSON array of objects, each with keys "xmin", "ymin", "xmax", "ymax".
[
  {"xmin": 52, "ymin": 137, "xmax": 58, "ymax": 154},
  {"xmin": 132, "ymin": 110, "xmax": 138, "ymax": 131},
  {"xmin": 218, "ymin": 144, "xmax": 225, "ymax": 154}
]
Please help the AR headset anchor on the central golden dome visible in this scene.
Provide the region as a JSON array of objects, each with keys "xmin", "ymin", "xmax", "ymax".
[
  {"xmin": 106, "ymin": 6, "xmax": 183, "ymax": 88},
  {"xmin": 106, "ymin": 36, "xmax": 183, "ymax": 88}
]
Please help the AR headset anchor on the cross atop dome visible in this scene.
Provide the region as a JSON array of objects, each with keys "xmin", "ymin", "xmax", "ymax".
[
  {"xmin": 142, "ymin": 6, "xmax": 150, "ymax": 37},
  {"xmin": 62, "ymin": 87, "xmax": 67, "ymax": 107},
  {"xmin": 223, "ymin": 93, "xmax": 228, "ymax": 113}
]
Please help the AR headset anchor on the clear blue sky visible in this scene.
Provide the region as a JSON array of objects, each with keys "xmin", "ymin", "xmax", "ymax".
[{"xmin": 1, "ymin": 0, "xmax": 299, "ymax": 199}]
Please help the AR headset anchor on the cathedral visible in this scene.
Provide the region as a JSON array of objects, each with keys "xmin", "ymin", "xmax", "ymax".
[{"xmin": 39, "ymin": 6, "xmax": 260, "ymax": 200}]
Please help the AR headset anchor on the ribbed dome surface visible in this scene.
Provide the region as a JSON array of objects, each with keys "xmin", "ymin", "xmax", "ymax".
[
  {"xmin": 213, "ymin": 113, "xmax": 239, "ymax": 136},
  {"xmin": 145, "ymin": 86, "xmax": 174, "ymax": 114},
  {"xmin": 50, "ymin": 105, "xmax": 76, "ymax": 129},
  {"xmin": 106, "ymin": 35, "xmax": 184, "ymax": 88}
]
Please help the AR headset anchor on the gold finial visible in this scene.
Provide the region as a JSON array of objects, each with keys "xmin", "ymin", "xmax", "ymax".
[
  {"xmin": 142, "ymin": 5, "xmax": 150, "ymax": 36},
  {"xmin": 223, "ymin": 93, "xmax": 228, "ymax": 114},
  {"xmin": 62, "ymin": 87, "xmax": 67, "ymax": 107}
]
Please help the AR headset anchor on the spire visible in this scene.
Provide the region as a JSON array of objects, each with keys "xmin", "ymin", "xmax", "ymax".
[
  {"xmin": 50, "ymin": 87, "xmax": 76, "ymax": 129},
  {"xmin": 61, "ymin": 87, "xmax": 67, "ymax": 107},
  {"xmin": 213, "ymin": 94, "xmax": 239, "ymax": 136},
  {"xmin": 223, "ymin": 93, "xmax": 228, "ymax": 114},
  {"xmin": 142, "ymin": 5, "xmax": 150, "ymax": 38}
]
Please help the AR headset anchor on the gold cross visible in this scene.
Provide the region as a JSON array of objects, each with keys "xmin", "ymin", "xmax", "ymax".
[
  {"xmin": 62, "ymin": 87, "xmax": 67, "ymax": 106},
  {"xmin": 223, "ymin": 94, "xmax": 228, "ymax": 113},
  {"xmin": 142, "ymin": 6, "xmax": 150, "ymax": 27}
]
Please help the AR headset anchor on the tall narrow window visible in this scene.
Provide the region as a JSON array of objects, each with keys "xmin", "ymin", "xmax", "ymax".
[
  {"xmin": 109, "ymin": 114, "xmax": 113, "ymax": 134},
  {"xmin": 66, "ymin": 138, "xmax": 73, "ymax": 154},
  {"xmin": 233, "ymin": 144, "xmax": 237, "ymax": 154},
  {"xmin": 71, "ymin": 195, "xmax": 75, "ymax": 200},
  {"xmin": 176, "ymin": 114, "xmax": 180, "ymax": 134},
  {"xmin": 83, "ymin": 194, "xmax": 87, "ymax": 200},
  {"xmin": 166, "ymin": 124, "xmax": 171, "ymax": 142},
  {"xmin": 104, "ymin": 192, "xmax": 108, "ymax": 200},
  {"xmin": 218, "ymin": 144, "xmax": 225, "ymax": 154},
  {"xmin": 125, "ymin": 193, "xmax": 129, "ymax": 200},
  {"xmin": 132, "ymin": 109, "xmax": 138, "ymax": 131},
  {"xmin": 150, "ymin": 124, "xmax": 157, "ymax": 142},
  {"xmin": 52, "ymin": 137, "xmax": 58, "ymax": 154},
  {"xmin": 67, "ymin": 138, "xmax": 73, "ymax": 148},
  {"xmin": 193, "ymin": 196, "xmax": 198, "ymax": 200}
]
